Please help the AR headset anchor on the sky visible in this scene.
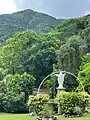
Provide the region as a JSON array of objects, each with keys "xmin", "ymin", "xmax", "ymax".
[{"xmin": 0, "ymin": 0, "xmax": 90, "ymax": 18}]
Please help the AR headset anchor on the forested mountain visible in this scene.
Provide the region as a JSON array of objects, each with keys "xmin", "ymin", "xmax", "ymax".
[
  {"xmin": 49, "ymin": 14, "xmax": 90, "ymax": 53},
  {"xmin": 0, "ymin": 9, "xmax": 64, "ymax": 45},
  {"xmin": 0, "ymin": 14, "xmax": 90, "ymax": 112}
]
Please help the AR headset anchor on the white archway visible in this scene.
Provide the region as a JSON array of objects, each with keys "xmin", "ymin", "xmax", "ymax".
[{"xmin": 37, "ymin": 71, "xmax": 84, "ymax": 94}]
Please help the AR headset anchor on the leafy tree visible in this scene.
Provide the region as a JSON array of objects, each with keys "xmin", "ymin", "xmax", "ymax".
[
  {"xmin": 0, "ymin": 81, "xmax": 6, "ymax": 111},
  {"xmin": 54, "ymin": 35, "xmax": 83, "ymax": 91},
  {"xmin": 3, "ymin": 92, "xmax": 27, "ymax": 113},
  {"xmin": 78, "ymin": 63, "xmax": 90, "ymax": 93},
  {"xmin": 56, "ymin": 35, "xmax": 83, "ymax": 73},
  {"xmin": 0, "ymin": 32, "xmax": 59, "ymax": 87},
  {"xmin": 5, "ymin": 72, "xmax": 35, "ymax": 101},
  {"xmin": 0, "ymin": 72, "xmax": 35, "ymax": 112}
]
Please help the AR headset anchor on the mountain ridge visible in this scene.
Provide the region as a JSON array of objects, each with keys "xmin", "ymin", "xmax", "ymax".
[{"xmin": 0, "ymin": 9, "xmax": 64, "ymax": 45}]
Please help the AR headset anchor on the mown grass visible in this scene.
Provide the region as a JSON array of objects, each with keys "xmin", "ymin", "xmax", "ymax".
[
  {"xmin": 57, "ymin": 113, "xmax": 90, "ymax": 120},
  {"xmin": 0, "ymin": 113, "xmax": 35, "ymax": 120},
  {"xmin": 0, "ymin": 113, "xmax": 90, "ymax": 120}
]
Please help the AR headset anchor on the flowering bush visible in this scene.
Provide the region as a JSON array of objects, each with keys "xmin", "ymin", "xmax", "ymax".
[
  {"xmin": 55, "ymin": 91, "xmax": 90, "ymax": 116},
  {"xmin": 28, "ymin": 94, "xmax": 49, "ymax": 114}
]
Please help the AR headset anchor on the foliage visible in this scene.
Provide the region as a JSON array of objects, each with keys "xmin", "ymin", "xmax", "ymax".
[
  {"xmin": 28, "ymin": 94, "xmax": 49, "ymax": 114},
  {"xmin": 55, "ymin": 91, "xmax": 90, "ymax": 116},
  {"xmin": 56, "ymin": 35, "xmax": 82, "ymax": 73},
  {"xmin": 54, "ymin": 35, "xmax": 84, "ymax": 91},
  {"xmin": 0, "ymin": 9, "xmax": 63, "ymax": 45},
  {"xmin": 56, "ymin": 15, "xmax": 89, "ymax": 40},
  {"xmin": 3, "ymin": 92, "xmax": 27, "ymax": 113},
  {"xmin": 0, "ymin": 12, "xmax": 90, "ymax": 114},
  {"xmin": 38, "ymin": 104, "xmax": 53, "ymax": 117},
  {"xmin": 0, "ymin": 72, "xmax": 35, "ymax": 113},
  {"xmin": 44, "ymin": 79, "xmax": 58, "ymax": 98},
  {"xmin": 81, "ymin": 26, "xmax": 90, "ymax": 53},
  {"xmin": 0, "ymin": 32, "xmax": 59, "ymax": 87},
  {"xmin": 78, "ymin": 63, "xmax": 90, "ymax": 93}
]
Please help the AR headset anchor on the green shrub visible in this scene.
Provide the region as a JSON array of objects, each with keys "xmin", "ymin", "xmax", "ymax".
[
  {"xmin": 55, "ymin": 91, "xmax": 90, "ymax": 116},
  {"xmin": 28, "ymin": 94, "xmax": 50, "ymax": 115},
  {"xmin": 38, "ymin": 104, "xmax": 53, "ymax": 117},
  {"xmin": 3, "ymin": 92, "xmax": 28, "ymax": 113},
  {"xmin": 0, "ymin": 72, "xmax": 35, "ymax": 113}
]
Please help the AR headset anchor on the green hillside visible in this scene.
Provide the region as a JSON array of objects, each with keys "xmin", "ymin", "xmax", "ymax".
[
  {"xmin": 0, "ymin": 9, "xmax": 64, "ymax": 45},
  {"xmin": 49, "ymin": 14, "xmax": 90, "ymax": 53}
]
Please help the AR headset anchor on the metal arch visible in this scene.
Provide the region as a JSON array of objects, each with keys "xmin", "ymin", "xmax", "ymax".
[{"xmin": 37, "ymin": 71, "xmax": 84, "ymax": 94}]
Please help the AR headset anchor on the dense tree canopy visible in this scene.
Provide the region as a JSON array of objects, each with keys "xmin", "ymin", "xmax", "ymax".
[
  {"xmin": 0, "ymin": 32, "xmax": 60, "ymax": 87},
  {"xmin": 0, "ymin": 9, "xmax": 64, "ymax": 45}
]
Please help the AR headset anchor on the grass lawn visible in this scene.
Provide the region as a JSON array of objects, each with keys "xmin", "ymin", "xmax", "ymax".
[
  {"xmin": 57, "ymin": 113, "xmax": 90, "ymax": 120},
  {"xmin": 0, "ymin": 113, "xmax": 90, "ymax": 120},
  {"xmin": 0, "ymin": 113, "xmax": 35, "ymax": 120}
]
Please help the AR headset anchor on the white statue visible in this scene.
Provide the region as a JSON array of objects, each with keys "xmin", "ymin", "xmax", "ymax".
[{"xmin": 55, "ymin": 71, "xmax": 66, "ymax": 89}]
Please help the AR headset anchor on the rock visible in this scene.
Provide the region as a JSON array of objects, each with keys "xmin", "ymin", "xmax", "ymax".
[
  {"xmin": 36, "ymin": 117, "xmax": 42, "ymax": 120},
  {"xmin": 30, "ymin": 112, "xmax": 34, "ymax": 116}
]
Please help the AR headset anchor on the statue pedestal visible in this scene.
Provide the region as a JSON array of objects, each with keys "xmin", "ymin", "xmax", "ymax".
[
  {"xmin": 57, "ymin": 87, "xmax": 66, "ymax": 93},
  {"xmin": 57, "ymin": 87, "xmax": 66, "ymax": 115}
]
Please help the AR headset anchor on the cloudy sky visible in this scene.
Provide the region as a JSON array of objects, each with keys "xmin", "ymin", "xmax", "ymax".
[{"xmin": 0, "ymin": 0, "xmax": 90, "ymax": 18}]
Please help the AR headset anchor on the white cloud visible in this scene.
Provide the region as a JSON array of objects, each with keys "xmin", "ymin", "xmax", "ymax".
[
  {"xmin": 84, "ymin": 10, "xmax": 90, "ymax": 15},
  {"xmin": 0, "ymin": 0, "xmax": 17, "ymax": 14}
]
